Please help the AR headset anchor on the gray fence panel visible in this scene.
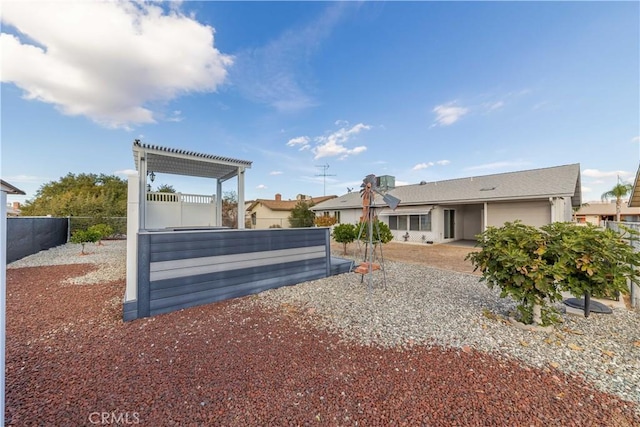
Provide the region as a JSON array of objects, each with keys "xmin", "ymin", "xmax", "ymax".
[
  {"xmin": 6, "ymin": 217, "xmax": 68, "ymax": 263},
  {"xmin": 129, "ymin": 227, "xmax": 331, "ymax": 320}
]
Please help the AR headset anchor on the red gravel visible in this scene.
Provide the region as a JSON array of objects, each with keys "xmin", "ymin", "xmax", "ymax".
[{"xmin": 6, "ymin": 265, "xmax": 639, "ymax": 426}]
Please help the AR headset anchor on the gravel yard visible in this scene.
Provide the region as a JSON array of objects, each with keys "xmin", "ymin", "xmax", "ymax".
[{"xmin": 5, "ymin": 240, "xmax": 640, "ymax": 425}]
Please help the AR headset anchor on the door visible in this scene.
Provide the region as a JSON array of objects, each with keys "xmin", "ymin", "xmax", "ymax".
[{"xmin": 444, "ymin": 209, "xmax": 455, "ymax": 239}]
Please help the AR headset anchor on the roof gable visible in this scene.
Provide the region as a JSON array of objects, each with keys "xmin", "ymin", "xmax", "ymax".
[{"xmin": 248, "ymin": 195, "xmax": 336, "ymax": 212}]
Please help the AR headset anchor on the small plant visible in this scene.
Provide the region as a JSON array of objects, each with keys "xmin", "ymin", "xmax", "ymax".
[
  {"xmin": 332, "ymin": 223, "xmax": 357, "ymax": 255},
  {"xmin": 70, "ymin": 228, "xmax": 101, "ymax": 255},
  {"xmin": 88, "ymin": 223, "xmax": 113, "ymax": 245}
]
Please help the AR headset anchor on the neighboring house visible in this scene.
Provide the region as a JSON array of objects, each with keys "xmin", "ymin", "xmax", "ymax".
[
  {"xmin": 5, "ymin": 202, "xmax": 21, "ymax": 217},
  {"xmin": 574, "ymin": 202, "xmax": 640, "ymax": 225},
  {"xmin": 628, "ymin": 163, "xmax": 640, "ymax": 208},
  {"xmin": 311, "ymin": 164, "xmax": 582, "ymax": 244},
  {"xmin": 246, "ymin": 193, "xmax": 337, "ymax": 229}
]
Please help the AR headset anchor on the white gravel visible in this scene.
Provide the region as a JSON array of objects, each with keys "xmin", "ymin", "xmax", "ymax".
[
  {"xmin": 7, "ymin": 242, "xmax": 640, "ymax": 407},
  {"xmin": 254, "ymin": 261, "xmax": 640, "ymax": 407}
]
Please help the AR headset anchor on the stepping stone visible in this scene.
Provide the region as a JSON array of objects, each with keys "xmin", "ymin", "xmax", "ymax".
[{"xmin": 563, "ymin": 298, "xmax": 613, "ymax": 314}]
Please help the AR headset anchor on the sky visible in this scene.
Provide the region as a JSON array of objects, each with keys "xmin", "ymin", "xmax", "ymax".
[{"xmin": 1, "ymin": 1, "xmax": 639, "ymax": 206}]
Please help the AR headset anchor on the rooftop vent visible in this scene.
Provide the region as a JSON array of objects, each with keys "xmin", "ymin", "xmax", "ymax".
[
  {"xmin": 419, "ymin": 181, "xmax": 427, "ymax": 185},
  {"xmin": 480, "ymin": 186, "xmax": 496, "ymax": 191}
]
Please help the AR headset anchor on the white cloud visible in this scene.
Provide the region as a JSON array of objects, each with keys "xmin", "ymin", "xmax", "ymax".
[
  {"xmin": 230, "ymin": 4, "xmax": 347, "ymax": 112},
  {"xmin": 582, "ymin": 169, "xmax": 630, "ymax": 179},
  {"xmin": 114, "ymin": 169, "xmax": 138, "ymax": 176},
  {"xmin": 632, "ymin": 136, "xmax": 640, "ymax": 143},
  {"xmin": 395, "ymin": 180, "xmax": 410, "ymax": 187},
  {"xmin": 1, "ymin": 174, "xmax": 42, "ymax": 183},
  {"xmin": 431, "ymin": 102, "xmax": 469, "ymax": 126},
  {"xmin": 269, "ymin": 171, "xmax": 283, "ymax": 176},
  {"xmin": 312, "ymin": 123, "xmax": 371, "ymax": 159},
  {"xmin": 286, "ymin": 136, "xmax": 310, "ymax": 150},
  {"xmin": 485, "ymin": 101, "xmax": 504, "ymax": 111},
  {"xmin": 1, "ymin": 1, "xmax": 232, "ymax": 129},
  {"xmin": 465, "ymin": 161, "xmax": 530, "ymax": 172},
  {"xmin": 413, "ymin": 162, "xmax": 434, "ymax": 171},
  {"xmin": 436, "ymin": 160, "xmax": 451, "ymax": 166},
  {"xmin": 581, "ymin": 185, "xmax": 592, "ymax": 194},
  {"xmin": 256, "ymin": 184, "xmax": 267, "ymax": 190}
]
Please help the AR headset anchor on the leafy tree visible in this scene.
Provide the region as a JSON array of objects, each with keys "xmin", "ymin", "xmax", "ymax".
[
  {"xmin": 467, "ymin": 221, "xmax": 638, "ymax": 325},
  {"xmin": 601, "ymin": 182, "xmax": 633, "ymax": 222},
  {"xmin": 222, "ymin": 191, "xmax": 238, "ymax": 228},
  {"xmin": 332, "ymin": 223, "xmax": 357, "ymax": 255},
  {"xmin": 70, "ymin": 228, "xmax": 101, "ymax": 255},
  {"xmin": 155, "ymin": 184, "xmax": 176, "ymax": 193},
  {"xmin": 20, "ymin": 173, "xmax": 127, "ymax": 218},
  {"xmin": 288, "ymin": 200, "xmax": 315, "ymax": 228},
  {"xmin": 466, "ymin": 221, "xmax": 560, "ymax": 325},
  {"xmin": 543, "ymin": 222, "xmax": 639, "ymax": 306}
]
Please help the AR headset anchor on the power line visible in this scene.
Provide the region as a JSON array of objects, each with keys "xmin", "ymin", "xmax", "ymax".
[{"xmin": 315, "ymin": 164, "xmax": 336, "ymax": 196}]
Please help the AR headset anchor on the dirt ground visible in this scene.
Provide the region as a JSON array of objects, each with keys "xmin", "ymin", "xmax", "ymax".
[{"xmin": 330, "ymin": 240, "xmax": 480, "ymax": 275}]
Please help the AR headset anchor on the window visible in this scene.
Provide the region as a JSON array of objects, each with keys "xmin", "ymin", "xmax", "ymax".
[
  {"xmin": 389, "ymin": 213, "xmax": 431, "ymax": 231},
  {"xmin": 389, "ymin": 216, "xmax": 398, "ymax": 230},
  {"xmin": 334, "ymin": 211, "xmax": 341, "ymax": 223},
  {"xmin": 398, "ymin": 215, "xmax": 407, "ymax": 230},
  {"xmin": 420, "ymin": 213, "xmax": 431, "ymax": 231}
]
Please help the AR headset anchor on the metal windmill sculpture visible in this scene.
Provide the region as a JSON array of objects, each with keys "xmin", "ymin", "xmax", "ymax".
[{"xmin": 355, "ymin": 174, "xmax": 401, "ymax": 292}]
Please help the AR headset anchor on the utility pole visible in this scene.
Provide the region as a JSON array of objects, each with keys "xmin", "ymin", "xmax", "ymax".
[{"xmin": 315, "ymin": 164, "xmax": 336, "ymax": 196}]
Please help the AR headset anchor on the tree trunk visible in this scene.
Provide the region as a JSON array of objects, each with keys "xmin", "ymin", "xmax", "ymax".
[
  {"xmin": 616, "ymin": 197, "xmax": 621, "ymax": 222},
  {"xmin": 532, "ymin": 303, "xmax": 542, "ymax": 325}
]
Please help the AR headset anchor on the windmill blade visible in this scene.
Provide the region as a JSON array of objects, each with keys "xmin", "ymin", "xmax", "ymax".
[{"xmin": 382, "ymin": 193, "xmax": 401, "ymax": 210}]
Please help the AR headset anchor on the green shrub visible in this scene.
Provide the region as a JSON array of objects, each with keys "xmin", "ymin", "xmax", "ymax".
[
  {"xmin": 88, "ymin": 223, "xmax": 114, "ymax": 244},
  {"xmin": 332, "ymin": 223, "xmax": 357, "ymax": 255},
  {"xmin": 357, "ymin": 220, "xmax": 393, "ymax": 244}
]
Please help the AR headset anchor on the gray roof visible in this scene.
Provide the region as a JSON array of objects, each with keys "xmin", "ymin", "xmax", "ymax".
[
  {"xmin": 132, "ymin": 140, "xmax": 252, "ymax": 181},
  {"xmin": 312, "ymin": 164, "xmax": 582, "ymax": 210}
]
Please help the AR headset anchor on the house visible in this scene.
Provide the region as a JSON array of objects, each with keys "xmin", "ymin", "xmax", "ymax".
[
  {"xmin": 6, "ymin": 202, "xmax": 21, "ymax": 217},
  {"xmin": 574, "ymin": 202, "xmax": 640, "ymax": 225},
  {"xmin": 311, "ymin": 164, "xmax": 582, "ymax": 244},
  {"xmin": 246, "ymin": 193, "xmax": 337, "ymax": 229},
  {"xmin": 628, "ymin": 163, "xmax": 640, "ymax": 208}
]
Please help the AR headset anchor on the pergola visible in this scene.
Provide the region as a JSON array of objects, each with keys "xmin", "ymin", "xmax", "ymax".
[{"xmin": 132, "ymin": 140, "xmax": 252, "ymax": 229}]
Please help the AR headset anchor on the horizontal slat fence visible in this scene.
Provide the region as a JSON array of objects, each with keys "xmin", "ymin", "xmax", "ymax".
[{"xmin": 125, "ymin": 227, "xmax": 331, "ymax": 320}]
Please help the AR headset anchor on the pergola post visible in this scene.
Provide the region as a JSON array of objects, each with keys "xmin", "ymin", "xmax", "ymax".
[
  {"xmin": 138, "ymin": 151, "xmax": 148, "ymax": 231},
  {"xmin": 237, "ymin": 167, "xmax": 245, "ymax": 229},
  {"xmin": 216, "ymin": 179, "xmax": 223, "ymax": 227}
]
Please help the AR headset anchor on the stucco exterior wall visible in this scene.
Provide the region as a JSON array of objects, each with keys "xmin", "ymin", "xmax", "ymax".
[
  {"xmin": 461, "ymin": 204, "xmax": 483, "ymax": 240},
  {"xmin": 486, "ymin": 200, "xmax": 551, "ymax": 228}
]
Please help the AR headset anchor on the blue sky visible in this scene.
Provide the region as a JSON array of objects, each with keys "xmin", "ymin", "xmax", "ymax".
[{"xmin": 2, "ymin": 1, "xmax": 639, "ymax": 206}]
